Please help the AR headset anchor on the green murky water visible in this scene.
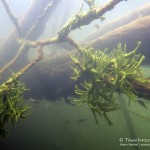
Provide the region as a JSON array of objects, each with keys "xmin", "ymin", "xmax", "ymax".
[{"xmin": 1, "ymin": 86, "xmax": 150, "ymax": 150}]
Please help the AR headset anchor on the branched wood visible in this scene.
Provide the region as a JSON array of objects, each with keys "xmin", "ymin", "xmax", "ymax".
[
  {"xmin": 1, "ymin": 47, "xmax": 43, "ymax": 88},
  {"xmin": 0, "ymin": 1, "xmax": 54, "ymax": 75},
  {"xmin": 26, "ymin": 36, "xmax": 59, "ymax": 47},
  {"xmin": 0, "ymin": 0, "xmax": 127, "ymax": 76},
  {"xmin": 1, "ymin": 0, "xmax": 22, "ymax": 36},
  {"xmin": 26, "ymin": 0, "xmax": 126, "ymax": 48},
  {"xmin": 58, "ymin": 0, "xmax": 125, "ymax": 38}
]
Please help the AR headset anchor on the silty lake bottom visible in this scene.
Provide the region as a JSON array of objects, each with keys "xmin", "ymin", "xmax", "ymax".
[{"xmin": 1, "ymin": 66, "xmax": 150, "ymax": 150}]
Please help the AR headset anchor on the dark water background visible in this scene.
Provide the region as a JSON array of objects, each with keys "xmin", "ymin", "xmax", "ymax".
[{"xmin": 1, "ymin": 72, "xmax": 150, "ymax": 150}]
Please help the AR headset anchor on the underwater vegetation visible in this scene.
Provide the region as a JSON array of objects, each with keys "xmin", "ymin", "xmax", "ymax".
[
  {"xmin": 1, "ymin": 0, "xmax": 150, "ymax": 142},
  {"xmin": 0, "ymin": 0, "xmax": 129, "ymax": 139},
  {"xmin": 0, "ymin": 73, "xmax": 30, "ymax": 138},
  {"xmin": 70, "ymin": 42, "xmax": 149, "ymax": 125}
]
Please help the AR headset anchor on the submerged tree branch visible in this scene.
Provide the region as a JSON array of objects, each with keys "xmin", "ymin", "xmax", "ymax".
[
  {"xmin": 1, "ymin": 0, "xmax": 22, "ymax": 36},
  {"xmin": 0, "ymin": 43, "xmax": 26, "ymax": 75},
  {"xmin": 58, "ymin": 0, "xmax": 126, "ymax": 38},
  {"xmin": 26, "ymin": 0, "xmax": 126, "ymax": 48},
  {"xmin": 0, "ymin": 0, "xmax": 58, "ymax": 75},
  {"xmin": 0, "ymin": 0, "xmax": 127, "ymax": 77},
  {"xmin": 66, "ymin": 37, "xmax": 81, "ymax": 52},
  {"xmin": 20, "ymin": 46, "xmax": 43, "ymax": 75},
  {"xmin": 26, "ymin": 36, "xmax": 59, "ymax": 47}
]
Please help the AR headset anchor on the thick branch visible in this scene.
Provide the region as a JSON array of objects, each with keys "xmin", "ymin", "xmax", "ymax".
[
  {"xmin": 26, "ymin": 0, "xmax": 126, "ymax": 48},
  {"xmin": 58, "ymin": 0, "xmax": 126, "ymax": 37},
  {"xmin": 0, "ymin": 0, "xmax": 127, "ymax": 79}
]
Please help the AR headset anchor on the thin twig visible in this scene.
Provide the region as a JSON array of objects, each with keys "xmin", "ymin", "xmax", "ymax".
[
  {"xmin": 65, "ymin": 37, "xmax": 82, "ymax": 52},
  {"xmin": 26, "ymin": 36, "xmax": 59, "ymax": 47},
  {"xmin": 20, "ymin": 46, "xmax": 43, "ymax": 75},
  {"xmin": 0, "ymin": 43, "xmax": 26, "ymax": 75},
  {"xmin": 0, "ymin": 46, "xmax": 43, "ymax": 89}
]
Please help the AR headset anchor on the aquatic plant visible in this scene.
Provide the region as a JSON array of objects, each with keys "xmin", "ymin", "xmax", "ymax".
[
  {"xmin": 0, "ymin": 73, "xmax": 30, "ymax": 138},
  {"xmin": 70, "ymin": 42, "xmax": 145, "ymax": 125}
]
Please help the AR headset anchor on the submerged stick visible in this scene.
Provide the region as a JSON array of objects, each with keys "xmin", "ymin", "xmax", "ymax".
[
  {"xmin": 20, "ymin": 46, "xmax": 43, "ymax": 75},
  {"xmin": 0, "ymin": 43, "xmax": 26, "ymax": 75}
]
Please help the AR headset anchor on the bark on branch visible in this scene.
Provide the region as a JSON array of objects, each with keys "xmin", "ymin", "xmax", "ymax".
[
  {"xmin": 26, "ymin": 0, "xmax": 126, "ymax": 48},
  {"xmin": 58, "ymin": 0, "xmax": 126, "ymax": 38}
]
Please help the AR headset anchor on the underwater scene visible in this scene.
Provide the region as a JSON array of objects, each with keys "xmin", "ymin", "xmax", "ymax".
[{"xmin": 0, "ymin": 0, "xmax": 150, "ymax": 150}]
